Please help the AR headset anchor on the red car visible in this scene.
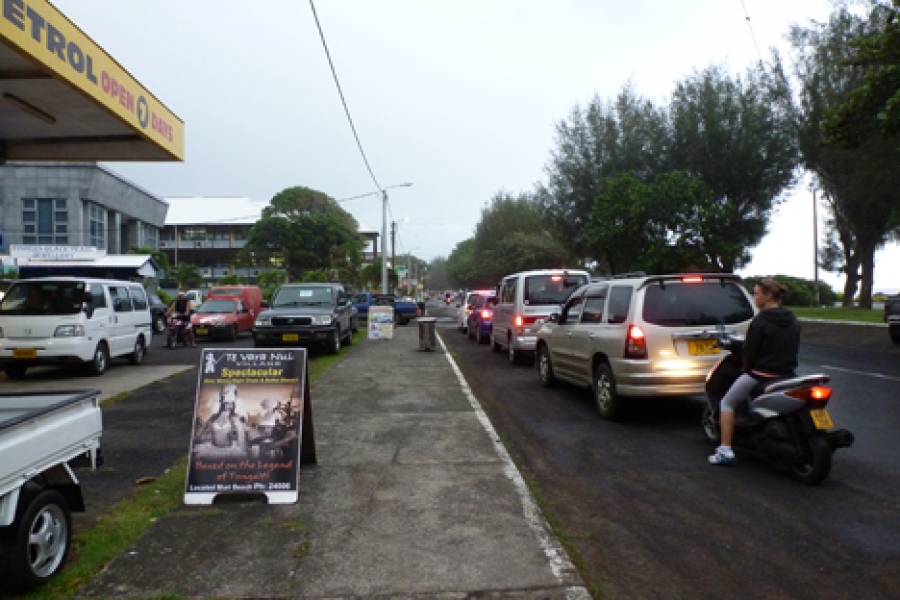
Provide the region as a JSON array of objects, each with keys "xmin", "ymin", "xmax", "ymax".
[{"xmin": 191, "ymin": 298, "xmax": 253, "ymax": 341}]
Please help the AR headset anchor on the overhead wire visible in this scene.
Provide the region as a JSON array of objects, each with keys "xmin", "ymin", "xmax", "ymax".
[
  {"xmin": 308, "ymin": 0, "xmax": 382, "ymax": 193},
  {"xmin": 739, "ymin": 0, "xmax": 765, "ymax": 68}
]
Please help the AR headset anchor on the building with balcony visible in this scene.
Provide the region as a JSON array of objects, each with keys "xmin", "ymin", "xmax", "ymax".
[
  {"xmin": 0, "ymin": 162, "xmax": 166, "ymax": 254},
  {"xmin": 160, "ymin": 196, "xmax": 380, "ymax": 284}
]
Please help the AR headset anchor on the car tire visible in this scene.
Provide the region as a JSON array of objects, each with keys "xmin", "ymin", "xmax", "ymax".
[
  {"xmin": 128, "ymin": 336, "xmax": 145, "ymax": 365},
  {"xmin": 229, "ymin": 324, "xmax": 238, "ymax": 342},
  {"xmin": 891, "ymin": 332, "xmax": 900, "ymax": 345},
  {"xmin": 86, "ymin": 342, "xmax": 109, "ymax": 377},
  {"xmin": 0, "ymin": 489, "xmax": 72, "ymax": 594},
  {"xmin": 491, "ymin": 336, "xmax": 503, "ymax": 353},
  {"xmin": 343, "ymin": 322, "xmax": 353, "ymax": 346},
  {"xmin": 153, "ymin": 314, "xmax": 166, "ymax": 334},
  {"xmin": 4, "ymin": 364, "xmax": 27, "ymax": 379},
  {"xmin": 351, "ymin": 317, "xmax": 359, "ymax": 334},
  {"xmin": 478, "ymin": 330, "xmax": 489, "ymax": 345},
  {"xmin": 537, "ymin": 345, "xmax": 556, "ymax": 388},
  {"xmin": 508, "ymin": 335, "xmax": 524, "ymax": 366},
  {"xmin": 468, "ymin": 324, "xmax": 476, "ymax": 340},
  {"xmin": 330, "ymin": 326, "xmax": 342, "ymax": 355},
  {"xmin": 593, "ymin": 363, "xmax": 620, "ymax": 420}
]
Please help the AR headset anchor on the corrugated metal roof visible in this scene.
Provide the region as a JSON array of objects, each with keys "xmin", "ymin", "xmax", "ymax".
[{"xmin": 162, "ymin": 196, "xmax": 379, "ymax": 234}]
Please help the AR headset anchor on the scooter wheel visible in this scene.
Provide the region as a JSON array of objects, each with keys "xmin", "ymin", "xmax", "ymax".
[
  {"xmin": 791, "ymin": 435, "xmax": 832, "ymax": 485},
  {"xmin": 701, "ymin": 404, "xmax": 721, "ymax": 445}
]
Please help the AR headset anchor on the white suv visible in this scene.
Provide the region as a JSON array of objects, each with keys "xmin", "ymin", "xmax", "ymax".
[{"xmin": 534, "ymin": 273, "xmax": 755, "ymax": 419}]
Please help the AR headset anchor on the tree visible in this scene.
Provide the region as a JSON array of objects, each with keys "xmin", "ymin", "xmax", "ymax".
[
  {"xmin": 171, "ymin": 262, "xmax": 202, "ymax": 289},
  {"xmin": 587, "ymin": 172, "xmax": 743, "ymax": 274},
  {"xmin": 242, "ymin": 186, "xmax": 364, "ymax": 281},
  {"xmin": 447, "ymin": 238, "xmax": 480, "ymax": 288},
  {"xmin": 217, "ymin": 274, "xmax": 242, "ymax": 285},
  {"xmin": 540, "ymin": 84, "xmax": 668, "ymax": 262},
  {"xmin": 425, "ymin": 257, "xmax": 451, "ymax": 291},
  {"xmin": 360, "ymin": 258, "xmax": 398, "ymax": 291},
  {"xmin": 789, "ymin": 6, "xmax": 900, "ymax": 307},
  {"xmin": 826, "ymin": 0, "xmax": 900, "ymax": 146},
  {"xmin": 666, "ymin": 63, "xmax": 798, "ymax": 272}
]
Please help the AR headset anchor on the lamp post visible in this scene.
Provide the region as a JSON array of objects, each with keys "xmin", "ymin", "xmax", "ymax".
[{"xmin": 380, "ymin": 183, "xmax": 413, "ymax": 294}]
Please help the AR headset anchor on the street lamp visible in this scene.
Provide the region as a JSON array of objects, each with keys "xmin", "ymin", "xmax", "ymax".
[{"xmin": 381, "ymin": 183, "xmax": 413, "ymax": 294}]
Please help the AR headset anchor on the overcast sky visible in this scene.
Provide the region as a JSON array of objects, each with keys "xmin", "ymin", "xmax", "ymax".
[{"xmin": 53, "ymin": 0, "xmax": 900, "ymax": 293}]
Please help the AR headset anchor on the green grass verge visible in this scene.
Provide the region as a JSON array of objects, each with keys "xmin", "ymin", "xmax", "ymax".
[
  {"xmin": 789, "ymin": 306, "xmax": 884, "ymax": 323},
  {"xmin": 17, "ymin": 330, "xmax": 364, "ymax": 599}
]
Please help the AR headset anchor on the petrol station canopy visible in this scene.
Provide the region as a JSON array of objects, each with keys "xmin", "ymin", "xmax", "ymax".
[{"xmin": 0, "ymin": 0, "xmax": 183, "ymax": 162}]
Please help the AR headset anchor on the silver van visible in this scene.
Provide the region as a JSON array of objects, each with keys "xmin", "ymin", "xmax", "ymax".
[
  {"xmin": 0, "ymin": 278, "xmax": 153, "ymax": 379},
  {"xmin": 491, "ymin": 269, "xmax": 590, "ymax": 365}
]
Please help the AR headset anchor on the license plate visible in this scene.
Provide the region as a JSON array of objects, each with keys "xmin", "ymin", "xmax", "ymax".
[
  {"xmin": 195, "ymin": 328, "xmax": 208, "ymax": 336},
  {"xmin": 810, "ymin": 409, "xmax": 834, "ymax": 430},
  {"xmin": 282, "ymin": 333, "xmax": 299, "ymax": 342},
  {"xmin": 688, "ymin": 340, "xmax": 720, "ymax": 356},
  {"xmin": 12, "ymin": 348, "xmax": 36, "ymax": 359}
]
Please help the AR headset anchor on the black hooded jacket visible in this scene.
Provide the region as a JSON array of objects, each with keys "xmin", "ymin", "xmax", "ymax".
[{"xmin": 742, "ymin": 307, "xmax": 800, "ymax": 376}]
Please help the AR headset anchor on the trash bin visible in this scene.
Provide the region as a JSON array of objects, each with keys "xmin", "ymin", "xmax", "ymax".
[{"xmin": 418, "ymin": 317, "xmax": 437, "ymax": 351}]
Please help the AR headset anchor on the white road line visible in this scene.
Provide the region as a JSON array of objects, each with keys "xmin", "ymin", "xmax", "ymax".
[
  {"xmin": 436, "ymin": 331, "xmax": 591, "ymax": 600},
  {"xmin": 822, "ymin": 364, "xmax": 900, "ymax": 382}
]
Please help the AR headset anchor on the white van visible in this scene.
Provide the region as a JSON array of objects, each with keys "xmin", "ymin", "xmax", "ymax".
[
  {"xmin": 0, "ymin": 278, "xmax": 153, "ymax": 379},
  {"xmin": 491, "ymin": 269, "xmax": 590, "ymax": 365}
]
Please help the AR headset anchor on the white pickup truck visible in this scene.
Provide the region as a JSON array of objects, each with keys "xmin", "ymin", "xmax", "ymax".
[{"xmin": 0, "ymin": 390, "xmax": 102, "ymax": 593}]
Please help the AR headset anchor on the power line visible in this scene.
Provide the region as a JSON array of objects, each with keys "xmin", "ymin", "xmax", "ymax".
[
  {"xmin": 739, "ymin": 0, "xmax": 765, "ymax": 68},
  {"xmin": 308, "ymin": 0, "xmax": 382, "ymax": 193}
]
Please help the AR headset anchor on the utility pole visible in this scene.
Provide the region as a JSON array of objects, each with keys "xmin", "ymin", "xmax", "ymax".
[
  {"xmin": 381, "ymin": 191, "xmax": 388, "ymax": 294},
  {"xmin": 813, "ymin": 188, "xmax": 820, "ymax": 307},
  {"xmin": 391, "ymin": 221, "xmax": 397, "ymax": 294}
]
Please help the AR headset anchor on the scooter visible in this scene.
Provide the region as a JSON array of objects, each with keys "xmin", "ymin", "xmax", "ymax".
[
  {"xmin": 702, "ymin": 332, "xmax": 854, "ymax": 485},
  {"xmin": 165, "ymin": 313, "xmax": 193, "ymax": 349}
]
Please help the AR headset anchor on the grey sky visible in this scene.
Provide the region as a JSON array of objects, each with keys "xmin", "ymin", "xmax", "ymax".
[{"xmin": 54, "ymin": 0, "xmax": 896, "ymax": 292}]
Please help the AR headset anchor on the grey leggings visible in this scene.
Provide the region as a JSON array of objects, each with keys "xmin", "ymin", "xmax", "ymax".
[{"xmin": 720, "ymin": 374, "xmax": 759, "ymax": 413}]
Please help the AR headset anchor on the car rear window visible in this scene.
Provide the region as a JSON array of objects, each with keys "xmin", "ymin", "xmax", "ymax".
[
  {"xmin": 211, "ymin": 287, "xmax": 243, "ymax": 296},
  {"xmin": 642, "ymin": 282, "xmax": 753, "ymax": 326},
  {"xmin": 524, "ymin": 274, "xmax": 588, "ymax": 306}
]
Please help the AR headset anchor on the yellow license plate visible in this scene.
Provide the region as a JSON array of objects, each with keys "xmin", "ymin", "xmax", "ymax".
[
  {"xmin": 688, "ymin": 340, "xmax": 720, "ymax": 356},
  {"xmin": 282, "ymin": 333, "xmax": 299, "ymax": 342},
  {"xmin": 810, "ymin": 409, "xmax": 834, "ymax": 430},
  {"xmin": 195, "ymin": 328, "xmax": 208, "ymax": 335},
  {"xmin": 12, "ymin": 348, "xmax": 36, "ymax": 359}
]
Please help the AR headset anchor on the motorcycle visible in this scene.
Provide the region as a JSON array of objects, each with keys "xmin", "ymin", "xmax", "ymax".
[
  {"xmin": 702, "ymin": 332, "xmax": 854, "ymax": 485},
  {"xmin": 165, "ymin": 312, "xmax": 194, "ymax": 349}
]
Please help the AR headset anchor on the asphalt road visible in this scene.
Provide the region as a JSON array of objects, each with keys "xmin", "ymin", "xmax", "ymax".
[{"xmin": 434, "ymin": 302, "xmax": 900, "ymax": 600}]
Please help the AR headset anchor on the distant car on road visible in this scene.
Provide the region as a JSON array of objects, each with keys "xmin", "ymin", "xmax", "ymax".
[
  {"xmin": 467, "ymin": 293, "xmax": 497, "ymax": 344},
  {"xmin": 253, "ymin": 283, "xmax": 354, "ymax": 352},
  {"xmin": 457, "ymin": 289, "xmax": 495, "ymax": 333},
  {"xmin": 191, "ymin": 298, "xmax": 253, "ymax": 341},
  {"xmin": 534, "ymin": 273, "xmax": 755, "ymax": 420}
]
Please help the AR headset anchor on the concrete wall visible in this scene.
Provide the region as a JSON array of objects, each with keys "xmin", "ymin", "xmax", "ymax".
[
  {"xmin": 0, "ymin": 162, "xmax": 167, "ymax": 251},
  {"xmin": 800, "ymin": 319, "xmax": 898, "ymax": 353}
]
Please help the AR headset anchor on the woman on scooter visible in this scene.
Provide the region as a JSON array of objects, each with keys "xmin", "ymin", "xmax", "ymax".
[
  {"xmin": 166, "ymin": 290, "xmax": 196, "ymax": 348},
  {"xmin": 709, "ymin": 277, "xmax": 800, "ymax": 465}
]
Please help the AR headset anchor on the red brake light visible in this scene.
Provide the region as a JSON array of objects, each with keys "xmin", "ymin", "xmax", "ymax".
[
  {"xmin": 625, "ymin": 325, "xmax": 647, "ymax": 359},
  {"xmin": 515, "ymin": 315, "xmax": 523, "ymax": 327},
  {"xmin": 682, "ymin": 276, "xmax": 703, "ymax": 283},
  {"xmin": 481, "ymin": 309, "xmax": 491, "ymax": 319},
  {"xmin": 551, "ymin": 275, "xmax": 562, "ymax": 281},
  {"xmin": 786, "ymin": 386, "xmax": 832, "ymax": 402}
]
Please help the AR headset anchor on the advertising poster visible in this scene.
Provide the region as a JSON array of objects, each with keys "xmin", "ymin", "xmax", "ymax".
[
  {"xmin": 184, "ymin": 348, "xmax": 316, "ymax": 505},
  {"xmin": 368, "ymin": 305, "xmax": 394, "ymax": 340}
]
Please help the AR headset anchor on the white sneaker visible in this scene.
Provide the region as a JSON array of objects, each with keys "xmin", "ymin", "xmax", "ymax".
[{"xmin": 708, "ymin": 446, "xmax": 735, "ymax": 465}]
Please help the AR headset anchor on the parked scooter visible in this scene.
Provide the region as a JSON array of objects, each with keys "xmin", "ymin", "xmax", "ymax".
[
  {"xmin": 702, "ymin": 332, "xmax": 854, "ymax": 485},
  {"xmin": 165, "ymin": 312, "xmax": 193, "ymax": 349}
]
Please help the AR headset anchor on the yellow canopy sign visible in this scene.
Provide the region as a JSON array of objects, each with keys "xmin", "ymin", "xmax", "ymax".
[{"xmin": 0, "ymin": 0, "xmax": 183, "ymax": 160}]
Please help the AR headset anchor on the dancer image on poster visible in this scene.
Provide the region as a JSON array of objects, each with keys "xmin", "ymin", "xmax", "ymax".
[{"xmin": 194, "ymin": 383, "xmax": 249, "ymax": 458}]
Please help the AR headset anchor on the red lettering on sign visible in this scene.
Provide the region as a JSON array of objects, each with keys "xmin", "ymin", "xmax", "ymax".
[
  {"xmin": 152, "ymin": 112, "xmax": 174, "ymax": 142},
  {"xmin": 101, "ymin": 71, "xmax": 110, "ymax": 94}
]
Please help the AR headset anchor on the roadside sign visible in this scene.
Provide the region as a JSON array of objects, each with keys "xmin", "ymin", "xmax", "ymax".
[
  {"xmin": 184, "ymin": 348, "xmax": 316, "ymax": 505},
  {"xmin": 368, "ymin": 305, "xmax": 394, "ymax": 340}
]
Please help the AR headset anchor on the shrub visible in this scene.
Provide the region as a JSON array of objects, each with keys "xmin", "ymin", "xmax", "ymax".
[
  {"xmin": 742, "ymin": 275, "xmax": 837, "ymax": 307},
  {"xmin": 157, "ymin": 290, "xmax": 174, "ymax": 306}
]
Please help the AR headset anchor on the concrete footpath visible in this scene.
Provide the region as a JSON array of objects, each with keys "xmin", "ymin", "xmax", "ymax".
[{"xmin": 79, "ymin": 324, "xmax": 590, "ymax": 599}]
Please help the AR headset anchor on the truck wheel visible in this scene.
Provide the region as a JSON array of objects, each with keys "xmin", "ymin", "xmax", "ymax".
[
  {"xmin": 0, "ymin": 489, "xmax": 72, "ymax": 593},
  {"xmin": 330, "ymin": 327, "xmax": 342, "ymax": 355},
  {"xmin": 4, "ymin": 364, "xmax": 28, "ymax": 379},
  {"xmin": 230, "ymin": 324, "xmax": 239, "ymax": 342},
  {"xmin": 128, "ymin": 336, "xmax": 145, "ymax": 365},
  {"xmin": 86, "ymin": 342, "xmax": 109, "ymax": 376},
  {"xmin": 153, "ymin": 314, "xmax": 166, "ymax": 334}
]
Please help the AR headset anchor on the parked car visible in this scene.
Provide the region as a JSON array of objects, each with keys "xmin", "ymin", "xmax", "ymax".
[
  {"xmin": 191, "ymin": 298, "xmax": 252, "ymax": 341},
  {"xmin": 253, "ymin": 282, "xmax": 354, "ymax": 352},
  {"xmin": 185, "ymin": 289, "xmax": 206, "ymax": 309},
  {"xmin": 491, "ymin": 269, "xmax": 591, "ymax": 365},
  {"xmin": 467, "ymin": 293, "xmax": 497, "ymax": 344},
  {"xmin": 0, "ymin": 277, "xmax": 153, "ymax": 378},
  {"xmin": 534, "ymin": 273, "xmax": 755, "ymax": 420},
  {"xmin": 457, "ymin": 289, "xmax": 495, "ymax": 333},
  {"xmin": 148, "ymin": 291, "xmax": 168, "ymax": 333},
  {"xmin": 206, "ymin": 285, "xmax": 266, "ymax": 322}
]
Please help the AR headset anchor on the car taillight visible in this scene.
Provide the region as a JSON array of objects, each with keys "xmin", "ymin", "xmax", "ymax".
[
  {"xmin": 787, "ymin": 386, "xmax": 832, "ymax": 402},
  {"xmin": 481, "ymin": 309, "xmax": 491, "ymax": 319},
  {"xmin": 515, "ymin": 315, "xmax": 523, "ymax": 328},
  {"xmin": 625, "ymin": 324, "xmax": 647, "ymax": 359},
  {"xmin": 682, "ymin": 276, "xmax": 703, "ymax": 283}
]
